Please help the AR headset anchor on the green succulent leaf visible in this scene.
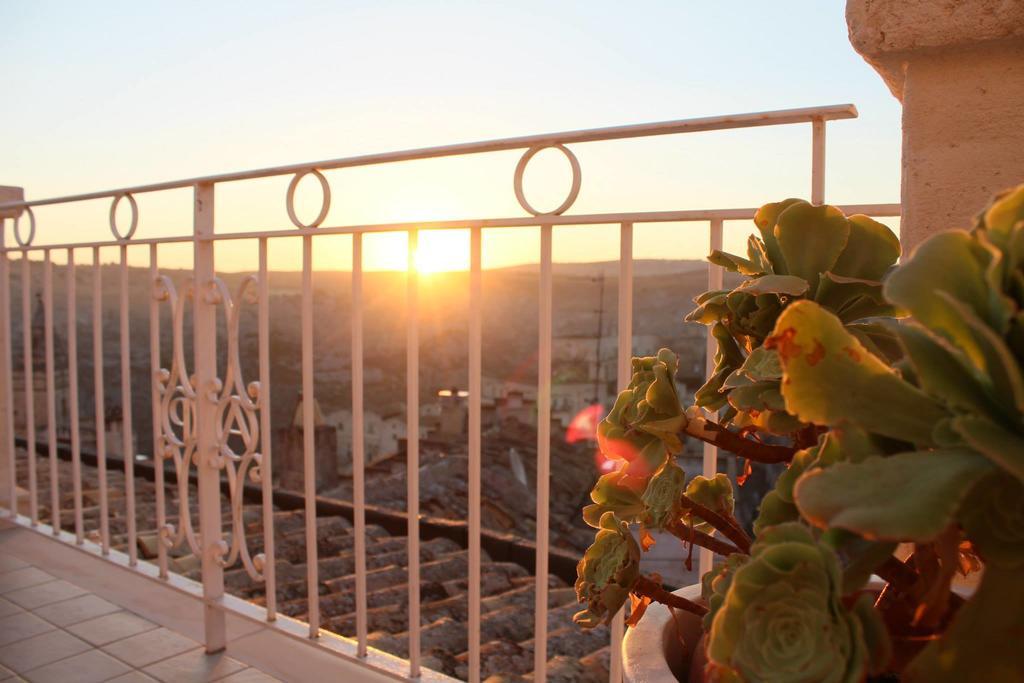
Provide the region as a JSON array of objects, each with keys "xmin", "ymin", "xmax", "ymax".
[
  {"xmin": 706, "ymin": 523, "xmax": 871, "ymax": 683},
  {"xmin": 573, "ymin": 512, "xmax": 641, "ymax": 628},
  {"xmin": 752, "ymin": 490, "xmax": 799, "ymax": 536},
  {"xmin": 753, "ymin": 198, "xmax": 802, "ymax": 273},
  {"xmin": 983, "ymin": 184, "xmax": 1024, "ymax": 250},
  {"xmin": 722, "ymin": 369, "xmax": 756, "ymax": 390},
  {"xmin": 813, "ymin": 272, "xmax": 887, "ymax": 320},
  {"xmin": 709, "ymin": 250, "xmax": 761, "ymax": 275},
  {"xmin": 884, "ymin": 231, "xmax": 1011, "ymax": 362},
  {"xmin": 685, "ymin": 473, "xmax": 735, "ymax": 533},
  {"xmin": 774, "ymin": 441, "xmax": 825, "ymax": 504},
  {"xmin": 730, "ymin": 407, "xmax": 804, "ymax": 436},
  {"xmin": 768, "ymin": 300, "xmax": 949, "ymax": 445},
  {"xmin": 905, "ymin": 565, "xmax": 1024, "ymax": 683},
  {"xmin": 712, "ymin": 322, "xmax": 746, "ymax": 367},
  {"xmin": 951, "ymin": 414, "xmax": 1024, "ymax": 485},
  {"xmin": 695, "ymin": 366, "xmax": 731, "ymax": 412},
  {"xmin": 935, "ymin": 292, "xmax": 1024, "ymax": 414},
  {"xmin": 845, "ymin": 322, "xmax": 904, "ymax": 365},
  {"xmin": 959, "ymin": 472, "xmax": 1024, "ymax": 568},
  {"xmin": 736, "ymin": 346, "xmax": 782, "ymax": 382},
  {"xmin": 685, "ymin": 292, "xmax": 731, "ymax": 324},
  {"xmin": 597, "ymin": 349, "xmax": 684, "ymax": 479},
  {"xmin": 582, "ymin": 469, "xmax": 645, "ymax": 528},
  {"xmin": 701, "ymin": 553, "xmax": 750, "ymax": 632},
  {"xmin": 734, "ymin": 274, "xmax": 809, "ymax": 296},
  {"xmin": 849, "ymin": 592, "xmax": 893, "ymax": 677},
  {"xmin": 752, "ymin": 440, "xmax": 830, "ymax": 536},
  {"xmin": 727, "ymin": 381, "xmax": 786, "ymax": 413},
  {"xmin": 640, "ymin": 457, "xmax": 686, "ymax": 530},
  {"xmin": 774, "ymin": 201, "xmax": 851, "ymax": 292},
  {"xmin": 896, "ymin": 322, "xmax": 1004, "ymax": 419},
  {"xmin": 830, "ymin": 214, "xmax": 900, "ymax": 281},
  {"xmin": 793, "ymin": 450, "xmax": 994, "ymax": 542},
  {"xmin": 746, "ymin": 235, "xmax": 773, "ymax": 274},
  {"xmin": 821, "ymin": 528, "xmax": 897, "ymax": 595}
]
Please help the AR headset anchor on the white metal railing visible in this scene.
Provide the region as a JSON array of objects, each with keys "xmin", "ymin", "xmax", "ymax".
[{"xmin": 0, "ymin": 104, "xmax": 900, "ymax": 683}]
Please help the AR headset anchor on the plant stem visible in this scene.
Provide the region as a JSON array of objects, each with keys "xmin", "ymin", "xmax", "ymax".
[
  {"xmin": 680, "ymin": 416, "xmax": 796, "ymax": 464},
  {"xmin": 679, "ymin": 496, "xmax": 753, "ymax": 554},
  {"xmin": 633, "ymin": 575, "xmax": 708, "ymax": 616},
  {"xmin": 666, "ymin": 518, "xmax": 743, "ymax": 557},
  {"xmin": 875, "ymin": 555, "xmax": 920, "ymax": 596}
]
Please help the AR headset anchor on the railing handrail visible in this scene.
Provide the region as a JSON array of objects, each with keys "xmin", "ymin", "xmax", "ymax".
[
  {"xmin": 0, "ymin": 104, "xmax": 857, "ymax": 211},
  {"xmin": 1, "ymin": 204, "xmax": 901, "ymax": 253}
]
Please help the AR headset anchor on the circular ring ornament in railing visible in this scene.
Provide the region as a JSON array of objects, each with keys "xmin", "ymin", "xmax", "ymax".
[
  {"xmin": 513, "ymin": 143, "xmax": 582, "ymax": 217},
  {"xmin": 13, "ymin": 206, "xmax": 36, "ymax": 247},
  {"xmin": 109, "ymin": 193, "xmax": 139, "ymax": 241},
  {"xmin": 286, "ymin": 169, "xmax": 331, "ymax": 229}
]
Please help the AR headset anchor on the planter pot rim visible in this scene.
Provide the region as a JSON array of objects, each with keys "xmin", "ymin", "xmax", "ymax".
[
  {"xmin": 622, "ymin": 583, "xmax": 702, "ymax": 683},
  {"xmin": 621, "ymin": 576, "xmax": 977, "ymax": 682}
]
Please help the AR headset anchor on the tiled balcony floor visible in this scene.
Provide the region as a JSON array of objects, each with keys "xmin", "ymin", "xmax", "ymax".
[{"xmin": 0, "ymin": 553, "xmax": 278, "ymax": 683}]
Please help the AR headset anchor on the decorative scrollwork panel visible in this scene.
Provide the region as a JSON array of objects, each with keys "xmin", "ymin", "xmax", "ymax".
[{"xmin": 153, "ymin": 273, "xmax": 268, "ymax": 581}]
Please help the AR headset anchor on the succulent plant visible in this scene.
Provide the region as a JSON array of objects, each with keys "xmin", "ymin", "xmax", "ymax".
[
  {"xmin": 686, "ymin": 199, "xmax": 901, "ymax": 437},
  {"xmin": 573, "ymin": 511, "xmax": 642, "ymax": 628},
  {"xmin": 765, "ymin": 185, "xmax": 1024, "ymax": 680},
  {"xmin": 705, "ymin": 523, "xmax": 888, "ymax": 683},
  {"xmin": 597, "ymin": 348, "xmax": 686, "ymax": 481},
  {"xmin": 575, "ymin": 186, "xmax": 1024, "ymax": 682}
]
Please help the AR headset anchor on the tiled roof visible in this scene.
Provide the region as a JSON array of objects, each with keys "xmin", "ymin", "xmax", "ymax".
[{"xmin": 18, "ymin": 453, "xmax": 611, "ymax": 682}]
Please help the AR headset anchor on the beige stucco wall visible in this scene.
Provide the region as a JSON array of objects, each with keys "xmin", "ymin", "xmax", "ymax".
[{"xmin": 847, "ymin": 0, "xmax": 1024, "ymax": 253}]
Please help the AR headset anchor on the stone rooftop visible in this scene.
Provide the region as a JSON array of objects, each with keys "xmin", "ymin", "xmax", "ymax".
[{"xmin": 14, "ymin": 452, "xmax": 611, "ymax": 682}]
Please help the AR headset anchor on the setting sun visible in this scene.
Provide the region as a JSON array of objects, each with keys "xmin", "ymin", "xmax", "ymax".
[{"xmin": 414, "ymin": 230, "xmax": 471, "ymax": 272}]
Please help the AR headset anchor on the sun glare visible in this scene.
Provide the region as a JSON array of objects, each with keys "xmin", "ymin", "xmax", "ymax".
[{"xmin": 414, "ymin": 231, "xmax": 470, "ymax": 273}]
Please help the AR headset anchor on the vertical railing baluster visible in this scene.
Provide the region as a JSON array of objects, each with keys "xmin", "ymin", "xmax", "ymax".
[
  {"xmin": 812, "ymin": 118, "xmax": 826, "ymax": 205},
  {"xmin": 468, "ymin": 225, "xmax": 483, "ymax": 683},
  {"xmin": 67, "ymin": 249, "xmax": 83, "ymax": 544},
  {"xmin": 258, "ymin": 237, "xmax": 277, "ymax": 621},
  {"xmin": 699, "ymin": 218, "xmax": 725, "ymax": 577},
  {"xmin": 406, "ymin": 229, "xmax": 421, "ymax": 678},
  {"xmin": 194, "ymin": 181, "xmax": 227, "ymax": 652},
  {"xmin": 301, "ymin": 232, "xmax": 320, "ymax": 638},
  {"xmin": 93, "ymin": 247, "xmax": 110, "ymax": 553},
  {"xmin": 21, "ymin": 253, "xmax": 38, "ymax": 525},
  {"xmin": 119, "ymin": 243, "xmax": 137, "ymax": 565},
  {"xmin": 0, "ymin": 219, "xmax": 16, "ymax": 515},
  {"xmin": 351, "ymin": 233, "xmax": 368, "ymax": 655},
  {"xmin": 534, "ymin": 223, "xmax": 553, "ymax": 682},
  {"xmin": 43, "ymin": 251, "xmax": 59, "ymax": 533},
  {"xmin": 149, "ymin": 244, "xmax": 168, "ymax": 578},
  {"xmin": 609, "ymin": 221, "xmax": 634, "ymax": 682}
]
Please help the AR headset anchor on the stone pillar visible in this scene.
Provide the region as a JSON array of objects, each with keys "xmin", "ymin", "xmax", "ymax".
[{"xmin": 847, "ymin": 0, "xmax": 1024, "ymax": 252}]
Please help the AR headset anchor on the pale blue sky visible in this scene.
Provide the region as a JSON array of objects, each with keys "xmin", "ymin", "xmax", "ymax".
[{"xmin": 2, "ymin": 1, "xmax": 901, "ymax": 270}]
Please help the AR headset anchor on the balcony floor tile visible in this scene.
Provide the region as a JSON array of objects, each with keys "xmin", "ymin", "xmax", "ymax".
[
  {"xmin": 5, "ymin": 580, "xmax": 89, "ymax": 610},
  {"xmin": 0, "ymin": 629, "xmax": 91, "ymax": 673},
  {"xmin": 0, "ymin": 612, "xmax": 55, "ymax": 647},
  {"xmin": 67, "ymin": 612, "xmax": 158, "ymax": 646},
  {"xmin": 22, "ymin": 649, "xmax": 131, "ymax": 683},
  {"xmin": 32, "ymin": 594, "xmax": 120, "ymax": 627},
  {"xmin": 0, "ymin": 556, "xmax": 28, "ymax": 574},
  {"xmin": 0, "ymin": 599, "xmax": 21, "ymax": 620},
  {"xmin": 0, "ymin": 568, "xmax": 54, "ymax": 595},
  {"xmin": 142, "ymin": 649, "xmax": 246, "ymax": 683},
  {"xmin": 103, "ymin": 628, "xmax": 199, "ymax": 669}
]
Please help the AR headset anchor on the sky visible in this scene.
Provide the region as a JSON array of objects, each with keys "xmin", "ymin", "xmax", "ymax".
[{"xmin": 1, "ymin": 1, "xmax": 902, "ymax": 272}]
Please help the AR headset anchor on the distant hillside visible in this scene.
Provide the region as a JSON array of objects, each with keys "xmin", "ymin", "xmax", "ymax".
[{"xmin": 498, "ymin": 259, "xmax": 707, "ymax": 277}]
